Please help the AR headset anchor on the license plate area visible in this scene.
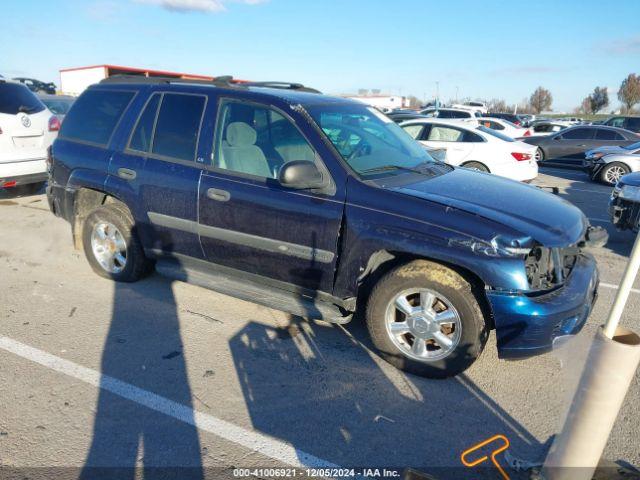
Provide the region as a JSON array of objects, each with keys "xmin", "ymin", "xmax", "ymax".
[{"xmin": 12, "ymin": 136, "xmax": 43, "ymax": 149}]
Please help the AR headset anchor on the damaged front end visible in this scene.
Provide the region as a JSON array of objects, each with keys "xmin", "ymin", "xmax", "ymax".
[
  {"xmin": 485, "ymin": 226, "xmax": 605, "ymax": 359},
  {"xmin": 609, "ymin": 180, "xmax": 640, "ymax": 232}
]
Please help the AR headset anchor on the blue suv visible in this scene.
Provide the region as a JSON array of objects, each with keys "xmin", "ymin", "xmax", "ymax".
[{"xmin": 47, "ymin": 76, "xmax": 601, "ymax": 378}]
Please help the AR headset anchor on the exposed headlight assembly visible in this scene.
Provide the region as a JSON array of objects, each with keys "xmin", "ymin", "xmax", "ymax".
[{"xmin": 524, "ymin": 245, "xmax": 579, "ymax": 291}]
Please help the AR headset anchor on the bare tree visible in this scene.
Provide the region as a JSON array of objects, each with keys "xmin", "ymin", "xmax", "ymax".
[
  {"xmin": 529, "ymin": 87, "xmax": 553, "ymax": 114},
  {"xmin": 577, "ymin": 97, "xmax": 591, "ymax": 114},
  {"xmin": 487, "ymin": 98, "xmax": 507, "ymax": 112},
  {"xmin": 588, "ymin": 86, "xmax": 609, "ymax": 114},
  {"xmin": 618, "ymin": 74, "xmax": 640, "ymax": 112}
]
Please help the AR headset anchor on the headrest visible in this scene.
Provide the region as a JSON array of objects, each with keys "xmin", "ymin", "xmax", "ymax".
[{"xmin": 226, "ymin": 122, "xmax": 257, "ymax": 147}]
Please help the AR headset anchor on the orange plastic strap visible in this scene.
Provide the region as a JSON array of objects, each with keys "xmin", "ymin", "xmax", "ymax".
[{"xmin": 460, "ymin": 434, "xmax": 510, "ymax": 480}]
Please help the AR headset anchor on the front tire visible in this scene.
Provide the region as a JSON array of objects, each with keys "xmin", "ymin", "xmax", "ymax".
[
  {"xmin": 600, "ymin": 162, "xmax": 630, "ymax": 186},
  {"xmin": 82, "ymin": 203, "xmax": 150, "ymax": 282},
  {"xmin": 366, "ymin": 260, "xmax": 488, "ymax": 378}
]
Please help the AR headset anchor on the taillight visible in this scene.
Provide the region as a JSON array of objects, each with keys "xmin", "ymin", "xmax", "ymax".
[
  {"xmin": 48, "ymin": 116, "xmax": 61, "ymax": 132},
  {"xmin": 511, "ymin": 152, "xmax": 532, "ymax": 161},
  {"xmin": 514, "ymin": 121, "xmax": 522, "ymax": 126},
  {"xmin": 523, "ymin": 129, "xmax": 532, "ymax": 137}
]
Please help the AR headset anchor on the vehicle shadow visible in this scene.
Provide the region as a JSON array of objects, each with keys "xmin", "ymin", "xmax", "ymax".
[
  {"xmin": 229, "ymin": 246, "xmax": 544, "ymax": 479},
  {"xmin": 80, "ymin": 243, "xmax": 204, "ymax": 480}
]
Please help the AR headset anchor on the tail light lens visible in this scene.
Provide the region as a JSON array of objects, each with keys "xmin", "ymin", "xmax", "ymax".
[
  {"xmin": 48, "ymin": 116, "xmax": 61, "ymax": 132},
  {"xmin": 511, "ymin": 152, "xmax": 532, "ymax": 161},
  {"xmin": 523, "ymin": 129, "xmax": 532, "ymax": 137},
  {"xmin": 514, "ymin": 121, "xmax": 522, "ymax": 126}
]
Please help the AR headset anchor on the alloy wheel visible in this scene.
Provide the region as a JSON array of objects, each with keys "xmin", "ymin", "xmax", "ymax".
[
  {"xmin": 90, "ymin": 222, "xmax": 127, "ymax": 274},
  {"xmin": 384, "ymin": 288, "xmax": 462, "ymax": 362}
]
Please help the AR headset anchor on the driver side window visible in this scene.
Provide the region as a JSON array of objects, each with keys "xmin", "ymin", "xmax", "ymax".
[{"xmin": 213, "ymin": 100, "xmax": 315, "ymax": 179}]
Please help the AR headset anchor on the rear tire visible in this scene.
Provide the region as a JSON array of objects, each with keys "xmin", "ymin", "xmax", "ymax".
[
  {"xmin": 82, "ymin": 203, "xmax": 150, "ymax": 282},
  {"xmin": 461, "ymin": 161, "xmax": 490, "ymax": 173},
  {"xmin": 535, "ymin": 148, "xmax": 544, "ymax": 162},
  {"xmin": 366, "ymin": 260, "xmax": 488, "ymax": 378},
  {"xmin": 600, "ymin": 162, "xmax": 630, "ymax": 186}
]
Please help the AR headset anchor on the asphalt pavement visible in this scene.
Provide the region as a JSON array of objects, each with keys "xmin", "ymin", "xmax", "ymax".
[{"xmin": 0, "ymin": 168, "xmax": 638, "ymax": 480}]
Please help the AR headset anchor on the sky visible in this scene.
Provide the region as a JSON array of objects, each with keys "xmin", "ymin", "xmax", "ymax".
[{"xmin": 2, "ymin": 0, "xmax": 639, "ymax": 112}]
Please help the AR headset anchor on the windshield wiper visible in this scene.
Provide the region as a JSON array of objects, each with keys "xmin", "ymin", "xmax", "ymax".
[
  {"xmin": 18, "ymin": 105, "xmax": 37, "ymax": 113},
  {"xmin": 360, "ymin": 165, "xmax": 418, "ymax": 174}
]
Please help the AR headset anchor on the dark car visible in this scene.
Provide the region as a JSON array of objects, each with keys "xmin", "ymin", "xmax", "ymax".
[
  {"xmin": 523, "ymin": 125, "xmax": 640, "ymax": 167},
  {"xmin": 47, "ymin": 76, "xmax": 601, "ymax": 378},
  {"xmin": 609, "ymin": 172, "xmax": 640, "ymax": 232},
  {"xmin": 37, "ymin": 94, "xmax": 75, "ymax": 122},
  {"xmin": 386, "ymin": 112, "xmax": 431, "ymax": 124},
  {"xmin": 13, "ymin": 77, "xmax": 56, "ymax": 95},
  {"xmin": 484, "ymin": 112, "xmax": 523, "ymax": 126},
  {"xmin": 602, "ymin": 116, "xmax": 640, "ymax": 134}
]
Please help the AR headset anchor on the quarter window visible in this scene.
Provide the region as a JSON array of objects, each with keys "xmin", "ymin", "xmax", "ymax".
[
  {"xmin": 152, "ymin": 94, "xmax": 205, "ymax": 161},
  {"xmin": 129, "ymin": 94, "xmax": 160, "ymax": 152},
  {"xmin": 60, "ymin": 89, "xmax": 134, "ymax": 145},
  {"xmin": 402, "ymin": 124, "xmax": 424, "ymax": 139},
  {"xmin": 214, "ymin": 101, "xmax": 315, "ymax": 179}
]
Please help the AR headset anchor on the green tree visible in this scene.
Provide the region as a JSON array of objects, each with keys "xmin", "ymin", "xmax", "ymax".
[
  {"xmin": 529, "ymin": 87, "xmax": 552, "ymax": 114},
  {"xmin": 618, "ymin": 74, "xmax": 640, "ymax": 112},
  {"xmin": 588, "ymin": 86, "xmax": 609, "ymax": 114}
]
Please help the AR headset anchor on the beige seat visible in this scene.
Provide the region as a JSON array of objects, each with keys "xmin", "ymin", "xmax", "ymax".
[{"xmin": 220, "ymin": 122, "xmax": 272, "ymax": 178}]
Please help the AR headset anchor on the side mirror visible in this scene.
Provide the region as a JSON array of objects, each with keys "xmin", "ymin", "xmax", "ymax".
[{"xmin": 278, "ymin": 160, "xmax": 326, "ymax": 190}]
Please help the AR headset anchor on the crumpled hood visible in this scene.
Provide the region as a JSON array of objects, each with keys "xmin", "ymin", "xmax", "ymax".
[
  {"xmin": 388, "ymin": 168, "xmax": 587, "ymax": 247},
  {"xmin": 619, "ymin": 171, "xmax": 640, "ymax": 187}
]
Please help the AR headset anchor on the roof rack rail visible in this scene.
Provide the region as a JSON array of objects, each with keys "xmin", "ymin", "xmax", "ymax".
[{"xmin": 99, "ymin": 74, "xmax": 320, "ymax": 93}]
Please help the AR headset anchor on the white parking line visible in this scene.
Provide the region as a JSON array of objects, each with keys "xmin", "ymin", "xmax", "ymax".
[
  {"xmin": 0, "ymin": 336, "xmax": 338, "ymax": 469},
  {"xmin": 601, "ymin": 282, "xmax": 640, "ymax": 295},
  {"xmin": 589, "ymin": 218, "xmax": 610, "ymax": 223}
]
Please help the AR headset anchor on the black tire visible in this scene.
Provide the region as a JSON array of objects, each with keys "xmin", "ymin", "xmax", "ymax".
[
  {"xmin": 461, "ymin": 161, "xmax": 490, "ymax": 173},
  {"xmin": 599, "ymin": 162, "xmax": 630, "ymax": 186},
  {"xmin": 82, "ymin": 203, "xmax": 150, "ymax": 282},
  {"xmin": 366, "ymin": 260, "xmax": 488, "ymax": 379},
  {"xmin": 535, "ymin": 148, "xmax": 544, "ymax": 162}
]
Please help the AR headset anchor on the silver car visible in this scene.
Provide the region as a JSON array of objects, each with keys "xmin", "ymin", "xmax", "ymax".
[{"xmin": 586, "ymin": 141, "xmax": 640, "ymax": 185}]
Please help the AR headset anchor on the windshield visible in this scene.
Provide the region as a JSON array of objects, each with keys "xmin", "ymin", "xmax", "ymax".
[
  {"xmin": 307, "ymin": 103, "xmax": 438, "ymax": 176},
  {"xmin": 623, "ymin": 141, "xmax": 640, "ymax": 151},
  {"xmin": 477, "ymin": 125, "xmax": 515, "ymax": 142},
  {"xmin": 40, "ymin": 97, "xmax": 74, "ymax": 115}
]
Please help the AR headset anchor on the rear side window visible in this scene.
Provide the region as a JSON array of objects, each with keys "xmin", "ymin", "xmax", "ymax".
[
  {"xmin": 129, "ymin": 94, "xmax": 160, "ymax": 152},
  {"xmin": 0, "ymin": 83, "xmax": 45, "ymax": 115},
  {"xmin": 60, "ymin": 89, "xmax": 135, "ymax": 145},
  {"xmin": 626, "ymin": 118, "xmax": 640, "ymax": 131},
  {"xmin": 152, "ymin": 94, "xmax": 206, "ymax": 161},
  {"xmin": 561, "ymin": 128, "xmax": 594, "ymax": 140},
  {"xmin": 595, "ymin": 129, "xmax": 624, "ymax": 141},
  {"xmin": 427, "ymin": 125, "xmax": 464, "ymax": 142}
]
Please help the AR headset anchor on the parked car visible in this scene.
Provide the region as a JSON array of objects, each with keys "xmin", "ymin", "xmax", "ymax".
[
  {"xmin": 420, "ymin": 107, "xmax": 479, "ymax": 119},
  {"xmin": 477, "ymin": 117, "xmax": 531, "ymax": 138},
  {"xmin": 13, "ymin": 77, "xmax": 56, "ymax": 95},
  {"xmin": 522, "ymin": 125, "xmax": 639, "ymax": 166},
  {"xmin": 37, "ymin": 94, "xmax": 75, "ymax": 122},
  {"xmin": 601, "ymin": 116, "xmax": 640, "ymax": 134},
  {"xmin": 585, "ymin": 143, "xmax": 640, "ymax": 185},
  {"xmin": 483, "ymin": 112, "xmax": 523, "ymax": 126},
  {"xmin": 0, "ymin": 79, "xmax": 59, "ymax": 192},
  {"xmin": 48, "ymin": 76, "xmax": 601, "ymax": 378},
  {"xmin": 386, "ymin": 112, "xmax": 431, "ymax": 124},
  {"xmin": 609, "ymin": 172, "xmax": 640, "ymax": 231},
  {"xmin": 400, "ymin": 118, "xmax": 538, "ymax": 182},
  {"xmin": 528, "ymin": 121, "xmax": 569, "ymax": 137}
]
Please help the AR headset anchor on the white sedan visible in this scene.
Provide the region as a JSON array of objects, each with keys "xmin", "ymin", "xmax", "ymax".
[{"xmin": 400, "ymin": 118, "xmax": 538, "ymax": 182}]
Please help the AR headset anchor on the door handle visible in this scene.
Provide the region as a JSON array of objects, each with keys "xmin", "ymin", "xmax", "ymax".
[
  {"xmin": 577, "ymin": 144, "xmax": 587, "ymax": 147},
  {"xmin": 206, "ymin": 188, "xmax": 230, "ymax": 202},
  {"xmin": 117, "ymin": 168, "xmax": 137, "ymax": 181}
]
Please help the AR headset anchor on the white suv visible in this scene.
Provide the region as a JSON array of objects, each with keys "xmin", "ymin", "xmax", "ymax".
[{"xmin": 0, "ymin": 79, "xmax": 59, "ymax": 192}]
